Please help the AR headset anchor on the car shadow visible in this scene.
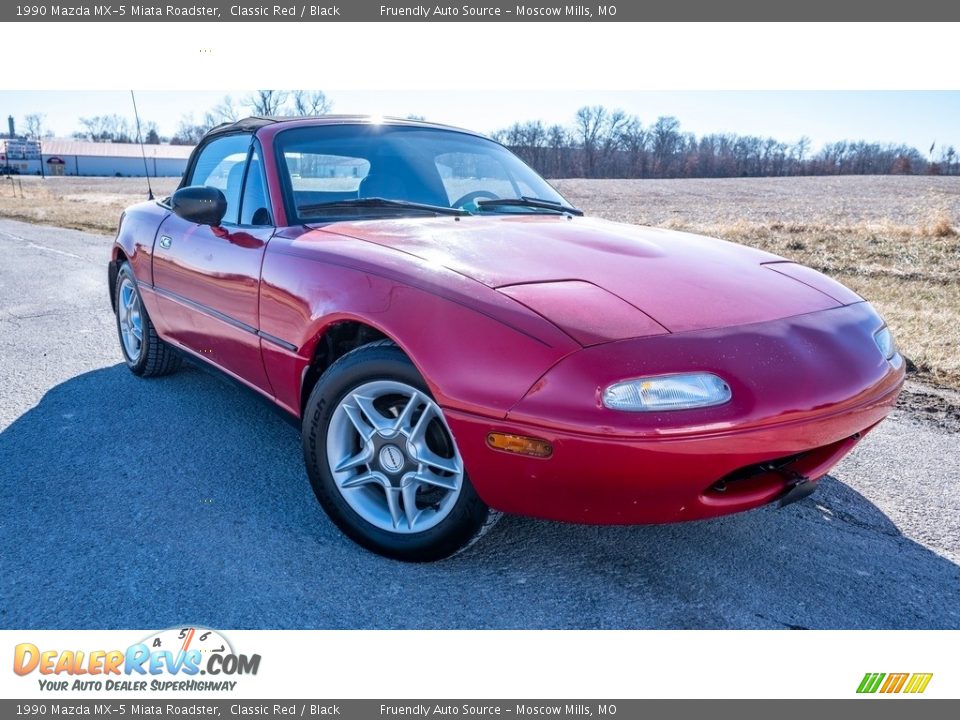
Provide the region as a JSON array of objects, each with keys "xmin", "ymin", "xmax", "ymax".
[{"xmin": 1, "ymin": 363, "xmax": 958, "ymax": 630}]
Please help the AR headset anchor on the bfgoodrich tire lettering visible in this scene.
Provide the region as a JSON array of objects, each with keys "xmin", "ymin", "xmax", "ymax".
[{"xmin": 302, "ymin": 341, "xmax": 496, "ymax": 562}]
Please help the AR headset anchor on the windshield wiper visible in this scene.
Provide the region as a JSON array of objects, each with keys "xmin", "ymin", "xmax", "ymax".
[
  {"xmin": 298, "ymin": 197, "xmax": 469, "ymax": 217},
  {"xmin": 476, "ymin": 196, "xmax": 583, "ymax": 216}
]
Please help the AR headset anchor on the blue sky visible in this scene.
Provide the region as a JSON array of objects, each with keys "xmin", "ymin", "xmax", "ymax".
[{"xmin": 2, "ymin": 90, "xmax": 958, "ymax": 152}]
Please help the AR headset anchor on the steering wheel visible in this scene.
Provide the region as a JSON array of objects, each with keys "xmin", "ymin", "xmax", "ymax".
[{"xmin": 451, "ymin": 190, "xmax": 500, "ymax": 209}]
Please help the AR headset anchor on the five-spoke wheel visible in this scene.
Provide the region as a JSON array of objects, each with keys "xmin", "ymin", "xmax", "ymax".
[
  {"xmin": 327, "ymin": 379, "xmax": 464, "ymax": 533},
  {"xmin": 302, "ymin": 341, "xmax": 498, "ymax": 561}
]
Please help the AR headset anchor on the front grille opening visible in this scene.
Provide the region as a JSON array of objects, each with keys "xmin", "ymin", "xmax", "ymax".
[
  {"xmin": 700, "ymin": 433, "xmax": 864, "ymax": 508},
  {"xmin": 709, "ymin": 452, "xmax": 805, "ymax": 494},
  {"xmin": 700, "ymin": 452, "xmax": 809, "ymax": 506}
]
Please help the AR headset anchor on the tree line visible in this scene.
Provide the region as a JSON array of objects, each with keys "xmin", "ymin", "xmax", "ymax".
[
  {"xmin": 9, "ymin": 96, "xmax": 959, "ymax": 177},
  {"xmin": 492, "ymin": 106, "xmax": 960, "ymax": 178}
]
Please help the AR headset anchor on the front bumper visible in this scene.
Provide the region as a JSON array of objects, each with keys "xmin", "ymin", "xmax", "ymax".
[{"xmin": 445, "ymin": 302, "xmax": 905, "ymax": 524}]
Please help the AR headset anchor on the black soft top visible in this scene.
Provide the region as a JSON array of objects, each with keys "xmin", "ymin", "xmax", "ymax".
[
  {"xmin": 200, "ymin": 115, "xmax": 485, "ymax": 142},
  {"xmin": 202, "ymin": 116, "xmax": 280, "ymax": 139}
]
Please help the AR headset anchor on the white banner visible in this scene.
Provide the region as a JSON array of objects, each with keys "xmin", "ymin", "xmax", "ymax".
[{"xmin": 1, "ymin": 630, "xmax": 955, "ymax": 699}]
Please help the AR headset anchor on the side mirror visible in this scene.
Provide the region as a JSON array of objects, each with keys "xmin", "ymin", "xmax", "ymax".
[{"xmin": 170, "ymin": 185, "xmax": 227, "ymax": 226}]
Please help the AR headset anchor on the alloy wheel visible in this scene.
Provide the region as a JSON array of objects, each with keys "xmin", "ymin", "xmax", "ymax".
[{"xmin": 326, "ymin": 380, "xmax": 464, "ymax": 533}]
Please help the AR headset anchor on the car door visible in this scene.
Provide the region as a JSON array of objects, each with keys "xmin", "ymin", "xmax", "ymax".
[{"xmin": 151, "ymin": 134, "xmax": 276, "ymax": 395}]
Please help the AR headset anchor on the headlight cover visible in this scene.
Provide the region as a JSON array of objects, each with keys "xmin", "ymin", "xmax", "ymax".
[
  {"xmin": 874, "ymin": 326, "xmax": 896, "ymax": 360},
  {"xmin": 602, "ymin": 372, "xmax": 732, "ymax": 412}
]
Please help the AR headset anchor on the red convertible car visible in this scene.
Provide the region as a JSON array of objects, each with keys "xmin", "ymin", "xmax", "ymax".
[{"xmin": 110, "ymin": 116, "xmax": 905, "ymax": 561}]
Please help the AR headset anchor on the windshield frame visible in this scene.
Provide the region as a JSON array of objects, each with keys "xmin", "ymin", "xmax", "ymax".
[{"xmin": 270, "ymin": 122, "xmax": 574, "ymax": 225}]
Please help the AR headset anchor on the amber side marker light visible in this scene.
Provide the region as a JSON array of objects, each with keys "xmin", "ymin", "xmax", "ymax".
[{"xmin": 486, "ymin": 432, "xmax": 554, "ymax": 458}]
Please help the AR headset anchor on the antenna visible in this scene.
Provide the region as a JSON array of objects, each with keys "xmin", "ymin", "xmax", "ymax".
[{"xmin": 130, "ymin": 90, "xmax": 154, "ymax": 200}]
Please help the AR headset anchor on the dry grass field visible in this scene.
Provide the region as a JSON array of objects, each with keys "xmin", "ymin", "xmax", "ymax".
[
  {"xmin": 0, "ymin": 175, "xmax": 180, "ymax": 233},
  {"xmin": 2, "ymin": 174, "xmax": 958, "ymax": 388}
]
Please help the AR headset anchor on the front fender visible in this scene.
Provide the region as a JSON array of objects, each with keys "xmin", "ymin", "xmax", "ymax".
[
  {"xmin": 111, "ymin": 201, "xmax": 170, "ymax": 286},
  {"xmin": 258, "ymin": 234, "xmax": 579, "ymax": 419}
]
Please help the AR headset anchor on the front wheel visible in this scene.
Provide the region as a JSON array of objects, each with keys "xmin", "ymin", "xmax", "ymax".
[
  {"xmin": 302, "ymin": 342, "xmax": 499, "ymax": 561},
  {"xmin": 114, "ymin": 262, "xmax": 181, "ymax": 377}
]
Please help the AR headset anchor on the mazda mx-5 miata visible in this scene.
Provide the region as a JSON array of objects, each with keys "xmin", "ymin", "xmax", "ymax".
[{"xmin": 110, "ymin": 116, "xmax": 905, "ymax": 560}]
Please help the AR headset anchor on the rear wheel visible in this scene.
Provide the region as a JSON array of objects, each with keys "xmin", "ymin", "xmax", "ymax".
[
  {"xmin": 302, "ymin": 342, "xmax": 499, "ymax": 561},
  {"xmin": 114, "ymin": 262, "xmax": 181, "ymax": 377}
]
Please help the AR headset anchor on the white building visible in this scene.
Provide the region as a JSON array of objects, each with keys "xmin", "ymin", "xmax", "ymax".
[{"xmin": 0, "ymin": 139, "xmax": 194, "ymax": 177}]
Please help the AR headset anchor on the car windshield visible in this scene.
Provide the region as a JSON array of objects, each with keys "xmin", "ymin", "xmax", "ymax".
[{"xmin": 275, "ymin": 124, "xmax": 577, "ymax": 221}]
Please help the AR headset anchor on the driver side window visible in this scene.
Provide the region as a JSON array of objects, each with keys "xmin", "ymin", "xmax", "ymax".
[{"xmin": 189, "ymin": 134, "xmax": 252, "ymax": 225}]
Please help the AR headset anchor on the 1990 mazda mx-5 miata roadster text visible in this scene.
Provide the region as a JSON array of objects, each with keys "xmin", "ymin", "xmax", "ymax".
[{"xmin": 110, "ymin": 116, "xmax": 905, "ymax": 560}]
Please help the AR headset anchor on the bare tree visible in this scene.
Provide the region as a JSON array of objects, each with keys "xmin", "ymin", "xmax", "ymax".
[
  {"xmin": 574, "ymin": 106, "xmax": 630, "ymax": 176},
  {"xmin": 246, "ymin": 90, "xmax": 289, "ymax": 116},
  {"xmin": 793, "ymin": 136, "xmax": 811, "ymax": 165},
  {"xmin": 170, "ymin": 114, "xmax": 209, "ymax": 145},
  {"xmin": 650, "ymin": 116, "xmax": 681, "ymax": 177},
  {"xmin": 496, "ymin": 120, "xmax": 549, "ymax": 170},
  {"xmin": 75, "ymin": 114, "xmax": 133, "ymax": 143},
  {"xmin": 23, "ymin": 113, "xmax": 45, "ymax": 139},
  {"xmin": 545, "ymin": 124, "xmax": 570, "ymax": 177},
  {"xmin": 204, "ymin": 95, "xmax": 239, "ymax": 126},
  {"xmin": 291, "ymin": 90, "xmax": 333, "ymax": 116},
  {"xmin": 597, "ymin": 109, "xmax": 628, "ymax": 176},
  {"xmin": 574, "ymin": 105, "xmax": 607, "ymax": 177},
  {"xmin": 619, "ymin": 117, "xmax": 649, "ymax": 177},
  {"xmin": 942, "ymin": 146, "xmax": 957, "ymax": 175}
]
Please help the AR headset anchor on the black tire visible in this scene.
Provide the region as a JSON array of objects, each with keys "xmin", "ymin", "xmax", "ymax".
[
  {"xmin": 114, "ymin": 262, "xmax": 182, "ymax": 377},
  {"xmin": 302, "ymin": 341, "xmax": 499, "ymax": 562}
]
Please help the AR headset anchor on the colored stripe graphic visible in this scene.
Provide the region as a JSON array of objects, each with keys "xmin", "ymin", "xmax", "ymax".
[
  {"xmin": 903, "ymin": 673, "xmax": 933, "ymax": 694},
  {"xmin": 857, "ymin": 672, "xmax": 932, "ymax": 694},
  {"xmin": 880, "ymin": 673, "xmax": 909, "ymax": 693},
  {"xmin": 857, "ymin": 673, "xmax": 885, "ymax": 693}
]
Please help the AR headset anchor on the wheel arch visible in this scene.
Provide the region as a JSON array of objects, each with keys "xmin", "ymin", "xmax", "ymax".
[
  {"xmin": 299, "ymin": 317, "xmax": 410, "ymax": 417},
  {"xmin": 108, "ymin": 247, "xmax": 129, "ymax": 312}
]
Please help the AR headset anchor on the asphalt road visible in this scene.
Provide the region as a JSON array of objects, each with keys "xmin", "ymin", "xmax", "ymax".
[{"xmin": 1, "ymin": 217, "xmax": 958, "ymax": 630}]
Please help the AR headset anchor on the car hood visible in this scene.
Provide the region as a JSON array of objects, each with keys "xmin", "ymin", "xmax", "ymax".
[{"xmin": 317, "ymin": 215, "xmax": 858, "ymax": 343}]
